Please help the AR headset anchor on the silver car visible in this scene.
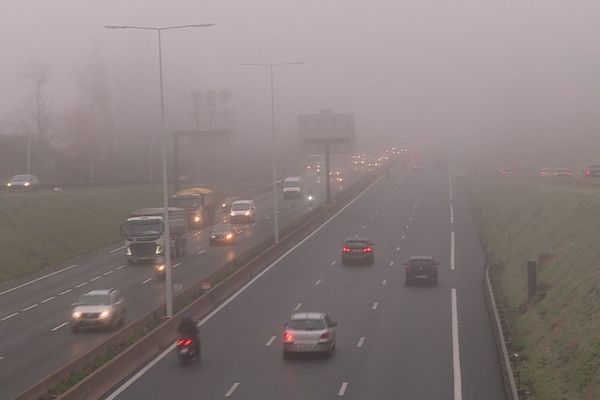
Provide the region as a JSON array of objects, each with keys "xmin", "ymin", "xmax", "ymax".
[
  {"xmin": 71, "ymin": 289, "xmax": 126, "ymax": 332},
  {"xmin": 282, "ymin": 312, "xmax": 337, "ymax": 358}
]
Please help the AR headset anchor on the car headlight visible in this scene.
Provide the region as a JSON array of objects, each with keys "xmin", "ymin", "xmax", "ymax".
[
  {"xmin": 225, "ymin": 233, "xmax": 233, "ymax": 240},
  {"xmin": 210, "ymin": 235, "xmax": 216, "ymax": 239},
  {"xmin": 24, "ymin": 182, "xmax": 30, "ymax": 186},
  {"xmin": 244, "ymin": 211, "xmax": 250, "ymax": 216},
  {"xmin": 230, "ymin": 212, "xmax": 235, "ymax": 217},
  {"xmin": 72, "ymin": 311, "xmax": 82, "ymax": 319},
  {"xmin": 194, "ymin": 216, "xmax": 201, "ymax": 223},
  {"xmin": 7, "ymin": 183, "xmax": 11, "ymax": 187},
  {"xmin": 222, "ymin": 203, "xmax": 227, "ymax": 208},
  {"xmin": 155, "ymin": 264, "xmax": 165, "ymax": 271},
  {"xmin": 99, "ymin": 310, "xmax": 111, "ymax": 319}
]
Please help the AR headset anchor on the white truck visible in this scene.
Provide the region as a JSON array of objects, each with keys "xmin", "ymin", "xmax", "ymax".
[
  {"xmin": 121, "ymin": 207, "xmax": 188, "ymax": 264},
  {"xmin": 283, "ymin": 176, "xmax": 303, "ymax": 199}
]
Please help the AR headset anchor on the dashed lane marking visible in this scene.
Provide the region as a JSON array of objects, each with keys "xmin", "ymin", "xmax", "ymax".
[
  {"xmin": 294, "ymin": 302, "xmax": 303, "ymax": 311},
  {"xmin": 58, "ymin": 289, "xmax": 72, "ymax": 296},
  {"xmin": 51, "ymin": 322, "xmax": 69, "ymax": 332},
  {"xmin": 401, "ymin": 235, "xmax": 405, "ymax": 239},
  {"xmin": 396, "ymin": 246, "xmax": 401, "ymax": 251},
  {"xmin": 315, "ymin": 279, "xmax": 322, "ymax": 286},
  {"xmin": 331, "ymin": 260, "xmax": 337, "ymax": 266},
  {"xmin": 21, "ymin": 304, "xmax": 39, "ymax": 312},
  {"xmin": 109, "ymin": 246, "xmax": 126, "ymax": 253},
  {"xmin": 266, "ymin": 336, "xmax": 276, "ymax": 346},
  {"xmin": 1, "ymin": 313, "xmax": 19, "ymax": 321},
  {"xmin": 141, "ymin": 278, "xmax": 153, "ymax": 285},
  {"xmin": 362, "ymin": 225, "xmax": 367, "ymax": 229},
  {"xmin": 372, "ymin": 302, "xmax": 378, "ymax": 310},
  {"xmin": 338, "ymin": 382, "xmax": 348, "ymax": 396},
  {"xmin": 41, "ymin": 296, "xmax": 55, "ymax": 304},
  {"xmin": 75, "ymin": 282, "xmax": 88, "ymax": 288},
  {"xmin": 389, "ymin": 261, "xmax": 395, "ymax": 267},
  {"xmin": 382, "ymin": 279, "xmax": 387, "ymax": 286},
  {"xmin": 90, "ymin": 275, "xmax": 101, "ymax": 282},
  {"xmin": 116, "ymin": 265, "xmax": 126, "ymax": 271},
  {"xmin": 103, "ymin": 270, "xmax": 114, "ymax": 276},
  {"xmin": 357, "ymin": 337, "xmax": 365, "ymax": 347},
  {"xmin": 225, "ymin": 383, "xmax": 240, "ymax": 397},
  {"xmin": 172, "ymin": 263, "xmax": 181, "ymax": 269}
]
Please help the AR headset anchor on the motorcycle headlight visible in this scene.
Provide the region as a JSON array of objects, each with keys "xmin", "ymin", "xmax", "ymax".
[
  {"xmin": 126, "ymin": 247, "xmax": 132, "ymax": 256},
  {"xmin": 194, "ymin": 216, "xmax": 201, "ymax": 223},
  {"xmin": 155, "ymin": 264, "xmax": 165, "ymax": 271},
  {"xmin": 72, "ymin": 311, "xmax": 82, "ymax": 319},
  {"xmin": 99, "ymin": 310, "xmax": 111, "ymax": 319}
]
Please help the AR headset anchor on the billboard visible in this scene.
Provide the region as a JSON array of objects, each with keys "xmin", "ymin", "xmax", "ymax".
[{"xmin": 298, "ymin": 109, "xmax": 356, "ymax": 154}]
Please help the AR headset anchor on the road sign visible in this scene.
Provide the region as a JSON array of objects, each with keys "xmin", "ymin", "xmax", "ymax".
[{"xmin": 298, "ymin": 109, "xmax": 356, "ymax": 154}]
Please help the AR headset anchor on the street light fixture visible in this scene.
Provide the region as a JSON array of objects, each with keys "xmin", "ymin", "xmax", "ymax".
[
  {"xmin": 105, "ymin": 23, "xmax": 214, "ymax": 318},
  {"xmin": 239, "ymin": 62, "xmax": 304, "ymax": 243}
]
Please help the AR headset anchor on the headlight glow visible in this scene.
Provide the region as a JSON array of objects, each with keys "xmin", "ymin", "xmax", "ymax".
[
  {"xmin": 7, "ymin": 183, "xmax": 12, "ymax": 187},
  {"xmin": 194, "ymin": 216, "xmax": 201, "ymax": 223},
  {"xmin": 24, "ymin": 182, "xmax": 30, "ymax": 187},
  {"xmin": 225, "ymin": 233, "xmax": 233, "ymax": 240},
  {"xmin": 99, "ymin": 311, "xmax": 111, "ymax": 319},
  {"xmin": 222, "ymin": 203, "xmax": 226, "ymax": 208},
  {"xmin": 230, "ymin": 212, "xmax": 235, "ymax": 217},
  {"xmin": 72, "ymin": 311, "xmax": 82, "ymax": 319},
  {"xmin": 155, "ymin": 264, "xmax": 165, "ymax": 271},
  {"xmin": 244, "ymin": 211, "xmax": 250, "ymax": 216}
]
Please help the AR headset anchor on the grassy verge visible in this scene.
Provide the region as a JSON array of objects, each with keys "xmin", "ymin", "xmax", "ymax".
[
  {"xmin": 0, "ymin": 179, "xmax": 268, "ymax": 282},
  {"xmin": 463, "ymin": 175, "xmax": 600, "ymax": 399}
]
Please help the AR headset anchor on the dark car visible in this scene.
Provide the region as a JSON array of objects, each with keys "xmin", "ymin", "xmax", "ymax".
[
  {"xmin": 341, "ymin": 238, "xmax": 374, "ymax": 265},
  {"xmin": 583, "ymin": 165, "xmax": 600, "ymax": 177},
  {"xmin": 209, "ymin": 223, "xmax": 237, "ymax": 245},
  {"xmin": 7, "ymin": 174, "xmax": 39, "ymax": 190},
  {"xmin": 405, "ymin": 256, "xmax": 438, "ymax": 286}
]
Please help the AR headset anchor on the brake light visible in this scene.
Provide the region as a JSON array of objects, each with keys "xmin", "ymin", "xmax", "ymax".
[
  {"xmin": 177, "ymin": 338, "xmax": 193, "ymax": 347},
  {"xmin": 585, "ymin": 169, "xmax": 590, "ymax": 176},
  {"xmin": 283, "ymin": 331, "xmax": 295, "ymax": 343},
  {"xmin": 342, "ymin": 247, "xmax": 352, "ymax": 253},
  {"xmin": 362, "ymin": 247, "xmax": 373, "ymax": 253},
  {"xmin": 320, "ymin": 331, "xmax": 330, "ymax": 339}
]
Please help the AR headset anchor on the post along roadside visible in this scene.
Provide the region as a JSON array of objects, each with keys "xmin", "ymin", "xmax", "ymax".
[
  {"xmin": 121, "ymin": 207, "xmax": 188, "ymax": 264},
  {"xmin": 170, "ymin": 187, "xmax": 216, "ymax": 228}
]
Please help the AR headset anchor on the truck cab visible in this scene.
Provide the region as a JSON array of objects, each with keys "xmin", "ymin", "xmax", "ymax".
[{"xmin": 171, "ymin": 187, "xmax": 215, "ymax": 228}]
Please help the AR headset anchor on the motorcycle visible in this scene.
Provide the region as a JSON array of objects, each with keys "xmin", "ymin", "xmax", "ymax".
[{"xmin": 176, "ymin": 336, "xmax": 200, "ymax": 364}]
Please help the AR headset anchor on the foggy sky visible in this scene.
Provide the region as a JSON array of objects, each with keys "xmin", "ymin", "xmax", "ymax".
[{"xmin": 2, "ymin": 0, "xmax": 600, "ymax": 165}]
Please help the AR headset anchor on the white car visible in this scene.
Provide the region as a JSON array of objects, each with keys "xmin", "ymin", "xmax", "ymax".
[
  {"xmin": 230, "ymin": 200, "xmax": 256, "ymax": 223},
  {"xmin": 7, "ymin": 174, "xmax": 39, "ymax": 190}
]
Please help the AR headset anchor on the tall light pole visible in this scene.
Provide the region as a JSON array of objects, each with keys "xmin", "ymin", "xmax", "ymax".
[
  {"xmin": 105, "ymin": 23, "xmax": 214, "ymax": 318},
  {"xmin": 239, "ymin": 62, "xmax": 304, "ymax": 243}
]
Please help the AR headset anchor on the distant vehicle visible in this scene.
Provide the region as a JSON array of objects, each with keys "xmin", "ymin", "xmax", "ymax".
[
  {"xmin": 329, "ymin": 170, "xmax": 344, "ymax": 183},
  {"xmin": 405, "ymin": 256, "xmax": 439, "ymax": 286},
  {"xmin": 282, "ymin": 312, "xmax": 337, "ymax": 358},
  {"xmin": 170, "ymin": 187, "xmax": 215, "ymax": 228},
  {"xmin": 540, "ymin": 168, "xmax": 572, "ymax": 177},
  {"xmin": 6, "ymin": 174, "xmax": 39, "ymax": 190},
  {"xmin": 499, "ymin": 168, "xmax": 516, "ymax": 175},
  {"xmin": 412, "ymin": 165, "xmax": 425, "ymax": 172},
  {"xmin": 153, "ymin": 257, "xmax": 166, "ymax": 280},
  {"xmin": 209, "ymin": 223, "xmax": 237, "ymax": 245},
  {"xmin": 230, "ymin": 200, "xmax": 256, "ymax": 223},
  {"xmin": 122, "ymin": 207, "xmax": 188, "ymax": 263},
  {"xmin": 71, "ymin": 289, "xmax": 126, "ymax": 332},
  {"xmin": 583, "ymin": 165, "xmax": 600, "ymax": 177},
  {"xmin": 342, "ymin": 238, "xmax": 375, "ymax": 265},
  {"xmin": 221, "ymin": 196, "xmax": 239, "ymax": 213},
  {"xmin": 539, "ymin": 168, "xmax": 555, "ymax": 177},
  {"xmin": 283, "ymin": 177, "xmax": 303, "ymax": 199}
]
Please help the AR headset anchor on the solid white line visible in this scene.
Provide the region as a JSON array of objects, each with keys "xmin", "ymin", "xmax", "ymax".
[
  {"xmin": 338, "ymin": 382, "xmax": 348, "ymax": 396},
  {"xmin": 225, "ymin": 382, "xmax": 240, "ymax": 397},
  {"xmin": 331, "ymin": 260, "xmax": 337, "ymax": 266},
  {"xmin": 452, "ymin": 288, "xmax": 463, "ymax": 400},
  {"xmin": 109, "ymin": 245, "xmax": 126, "ymax": 253},
  {"xmin": 372, "ymin": 302, "xmax": 378, "ymax": 310},
  {"xmin": 315, "ymin": 279, "xmax": 322, "ymax": 286},
  {"xmin": 172, "ymin": 263, "xmax": 181, "ymax": 269},
  {"xmin": 0, "ymin": 264, "xmax": 78, "ymax": 297},
  {"xmin": 104, "ymin": 175, "xmax": 383, "ymax": 399},
  {"xmin": 450, "ymin": 203, "xmax": 454, "ymax": 224},
  {"xmin": 265, "ymin": 336, "xmax": 276, "ymax": 346},
  {"xmin": 451, "ymin": 231, "xmax": 455, "ymax": 271},
  {"xmin": 103, "ymin": 270, "xmax": 114, "ymax": 276},
  {"xmin": 382, "ymin": 279, "xmax": 387, "ymax": 286},
  {"xmin": 51, "ymin": 322, "xmax": 69, "ymax": 332},
  {"xmin": 58, "ymin": 289, "xmax": 72, "ymax": 296},
  {"xmin": 115, "ymin": 265, "xmax": 126, "ymax": 270},
  {"xmin": 75, "ymin": 281, "xmax": 88, "ymax": 288},
  {"xmin": 1, "ymin": 312, "xmax": 19, "ymax": 321},
  {"xmin": 141, "ymin": 278, "xmax": 153, "ymax": 285},
  {"xmin": 294, "ymin": 302, "xmax": 303, "ymax": 311},
  {"xmin": 21, "ymin": 304, "xmax": 39, "ymax": 312},
  {"xmin": 197, "ymin": 250, "xmax": 207, "ymax": 255},
  {"xmin": 357, "ymin": 337, "xmax": 365, "ymax": 347},
  {"xmin": 389, "ymin": 261, "xmax": 395, "ymax": 267},
  {"xmin": 90, "ymin": 275, "xmax": 101, "ymax": 282},
  {"xmin": 41, "ymin": 296, "xmax": 55, "ymax": 304}
]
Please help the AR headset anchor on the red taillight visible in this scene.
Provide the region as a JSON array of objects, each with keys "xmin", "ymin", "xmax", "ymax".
[
  {"xmin": 585, "ymin": 170, "xmax": 591, "ymax": 176},
  {"xmin": 177, "ymin": 338, "xmax": 193, "ymax": 347},
  {"xmin": 342, "ymin": 247, "xmax": 352, "ymax": 253},
  {"xmin": 320, "ymin": 331, "xmax": 330, "ymax": 339},
  {"xmin": 406, "ymin": 265, "xmax": 412, "ymax": 272},
  {"xmin": 283, "ymin": 331, "xmax": 295, "ymax": 343},
  {"xmin": 362, "ymin": 247, "xmax": 373, "ymax": 253}
]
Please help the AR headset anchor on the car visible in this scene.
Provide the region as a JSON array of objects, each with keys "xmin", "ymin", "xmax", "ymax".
[
  {"xmin": 553, "ymin": 168, "xmax": 572, "ymax": 177},
  {"xmin": 153, "ymin": 257, "xmax": 166, "ymax": 280},
  {"xmin": 584, "ymin": 165, "xmax": 600, "ymax": 177},
  {"xmin": 6, "ymin": 174, "xmax": 39, "ymax": 190},
  {"xmin": 341, "ymin": 238, "xmax": 375, "ymax": 265},
  {"xmin": 282, "ymin": 312, "xmax": 337, "ymax": 358},
  {"xmin": 209, "ymin": 223, "xmax": 237, "ymax": 245},
  {"xmin": 539, "ymin": 168, "xmax": 556, "ymax": 177},
  {"xmin": 221, "ymin": 196, "xmax": 239, "ymax": 213},
  {"xmin": 405, "ymin": 256, "xmax": 439, "ymax": 286},
  {"xmin": 412, "ymin": 165, "xmax": 425, "ymax": 172},
  {"xmin": 230, "ymin": 199, "xmax": 256, "ymax": 223},
  {"xmin": 71, "ymin": 289, "xmax": 126, "ymax": 332},
  {"xmin": 499, "ymin": 168, "xmax": 516, "ymax": 175}
]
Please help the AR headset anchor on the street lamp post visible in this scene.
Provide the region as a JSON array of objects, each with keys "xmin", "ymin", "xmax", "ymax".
[
  {"xmin": 239, "ymin": 62, "xmax": 304, "ymax": 244},
  {"xmin": 105, "ymin": 23, "xmax": 214, "ymax": 318}
]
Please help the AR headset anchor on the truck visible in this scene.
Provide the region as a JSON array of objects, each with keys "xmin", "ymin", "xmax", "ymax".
[
  {"xmin": 170, "ymin": 187, "xmax": 216, "ymax": 228},
  {"xmin": 121, "ymin": 207, "xmax": 188, "ymax": 264},
  {"xmin": 283, "ymin": 177, "xmax": 303, "ymax": 199}
]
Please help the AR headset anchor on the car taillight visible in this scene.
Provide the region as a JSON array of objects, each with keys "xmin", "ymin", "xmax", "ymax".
[
  {"xmin": 342, "ymin": 247, "xmax": 352, "ymax": 253},
  {"xmin": 362, "ymin": 247, "xmax": 373, "ymax": 253},
  {"xmin": 406, "ymin": 265, "xmax": 412, "ymax": 272},
  {"xmin": 320, "ymin": 332, "xmax": 330, "ymax": 339},
  {"xmin": 283, "ymin": 331, "xmax": 295, "ymax": 343},
  {"xmin": 585, "ymin": 170, "xmax": 590, "ymax": 176},
  {"xmin": 177, "ymin": 338, "xmax": 193, "ymax": 347}
]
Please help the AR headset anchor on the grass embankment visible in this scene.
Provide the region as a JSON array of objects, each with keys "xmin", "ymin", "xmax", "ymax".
[{"xmin": 464, "ymin": 176, "xmax": 600, "ymax": 400}]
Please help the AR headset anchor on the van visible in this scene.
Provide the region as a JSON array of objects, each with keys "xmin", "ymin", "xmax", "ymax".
[{"xmin": 230, "ymin": 200, "xmax": 256, "ymax": 223}]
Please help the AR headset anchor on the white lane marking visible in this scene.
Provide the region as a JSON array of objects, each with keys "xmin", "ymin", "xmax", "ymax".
[
  {"xmin": 0, "ymin": 356, "xmax": 3, "ymax": 360},
  {"xmin": 141, "ymin": 278, "xmax": 153, "ymax": 285},
  {"xmin": 449, "ymin": 169, "xmax": 454, "ymax": 202},
  {"xmin": 197, "ymin": 250, "xmax": 207, "ymax": 255},
  {"xmin": 450, "ymin": 203, "xmax": 454, "ymax": 224},
  {"xmin": 362, "ymin": 225, "xmax": 367, "ymax": 229},
  {"xmin": 192, "ymin": 231, "xmax": 202, "ymax": 237},
  {"xmin": 265, "ymin": 336, "xmax": 276, "ymax": 346},
  {"xmin": 104, "ymin": 175, "xmax": 384, "ymax": 399},
  {"xmin": 315, "ymin": 279, "xmax": 322, "ymax": 286},
  {"xmin": 338, "ymin": 382, "xmax": 348, "ymax": 396},
  {"xmin": 451, "ymin": 231, "xmax": 455, "ymax": 271},
  {"xmin": 1, "ymin": 312, "xmax": 19, "ymax": 321},
  {"xmin": 408, "ymin": 217, "xmax": 413, "ymax": 221},
  {"xmin": 103, "ymin": 270, "xmax": 114, "ymax": 276},
  {"xmin": 116, "ymin": 265, "xmax": 126, "ymax": 271},
  {"xmin": 41, "ymin": 296, "xmax": 55, "ymax": 304},
  {"xmin": 252, "ymin": 222, "xmax": 257, "ymax": 226},
  {"xmin": 389, "ymin": 261, "xmax": 395, "ymax": 267},
  {"xmin": 331, "ymin": 260, "xmax": 337, "ymax": 266},
  {"xmin": 372, "ymin": 302, "xmax": 378, "ymax": 310},
  {"xmin": 401, "ymin": 235, "xmax": 405, "ymax": 240},
  {"xmin": 357, "ymin": 337, "xmax": 365, "ymax": 347},
  {"xmin": 90, "ymin": 275, "xmax": 101, "ymax": 282},
  {"xmin": 21, "ymin": 304, "xmax": 39, "ymax": 312},
  {"xmin": 58, "ymin": 289, "xmax": 72, "ymax": 296},
  {"xmin": 294, "ymin": 302, "xmax": 303, "ymax": 311},
  {"xmin": 225, "ymin": 382, "xmax": 240, "ymax": 397},
  {"xmin": 396, "ymin": 246, "xmax": 400, "ymax": 251},
  {"xmin": 172, "ymin": 263, "xmax": 181, "ymax": 269},
  {"xmin": 265, "ymin": 216, "xmax": 270, "ymax": 220},
  {"xmin": 51, "ymin": 322, "xmax": 69, "ymax": 332},
  {"xmin": 369, "ymin": 217, "xmax": 373, "ymax": 221},
  {"xmin": 0, "ymin": 264, "xmax": 77, "ymax": 297},
  {"xmin": 75, "ymin": 281, "xmax": 88, "ymax": 288},
  {"xmin": 405, "ymin": 225, "xmax": 410, "ymax": 229},
  {"xmin": 452, "ymin": 288, "xmax": 463, "ymax": 400},
  {"xmin": 382, "ymin": 279, "xmax": 387, "ymax": 286},
  {"xmin": 109, "ymin": 245, "xmax": 126, "ymax": 253}
]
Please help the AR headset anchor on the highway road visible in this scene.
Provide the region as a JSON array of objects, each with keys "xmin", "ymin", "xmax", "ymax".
[
  {"xmin": 0, "ymin": 170, "xmax": 360, "ymax": 399},
  {"xmin": 104, "ymin": 163, "xmax": 505, "ymax": 400}
]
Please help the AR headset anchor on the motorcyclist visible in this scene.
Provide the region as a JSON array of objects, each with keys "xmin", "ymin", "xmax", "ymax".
[{"xmin": 177, "ymin": 316, "xmax": 200, "ymax": 356}]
